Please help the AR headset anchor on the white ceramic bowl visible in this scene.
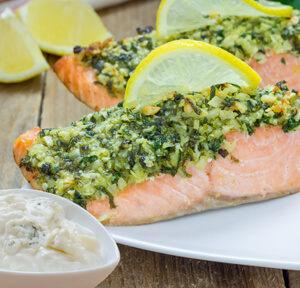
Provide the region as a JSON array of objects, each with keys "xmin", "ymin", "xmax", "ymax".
[{"xmin": 0, "ymin": 189, "xmax": 120, "ymax": 288}]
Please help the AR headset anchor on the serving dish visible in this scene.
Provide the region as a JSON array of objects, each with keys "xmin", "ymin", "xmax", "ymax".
[
  {"xmin": 21, "ymin": 184, "xmax": 300, "ymax": 270},
  {"xmin": 0, "ymin": 188, "xmax": 120, "ymax": 288},
  {"xmin": 107, "ymin": 192, "xmax": 300, "ymax": 270}
]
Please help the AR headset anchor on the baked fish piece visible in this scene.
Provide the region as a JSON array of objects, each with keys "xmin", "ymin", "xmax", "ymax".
[
  {"xmin": 13, "ymin": 82, "xmax": 300, "ymax": 225},
  {"xmin": 54, "ymin": 13, "xmax": 300, "ymax": 111}
]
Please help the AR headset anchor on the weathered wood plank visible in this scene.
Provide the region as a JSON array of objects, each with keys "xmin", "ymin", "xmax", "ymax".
[
  {"xmin": 98, "ymin": 0, "xmax": 160, "ymax": 40},
  {"xmin": 0, "ymin": 75, "xmax": 44, "ymax": 189},
  {"xmin": 287, "ymin": 270, "xmax": 300, "ymax": 288},
  {"xmin": 41, "ymin": 54, "xmax": 93, "ymax": 128},
  {"xmin": 98, "ymin": 245, "xmax": 286, "ymax": 288}
]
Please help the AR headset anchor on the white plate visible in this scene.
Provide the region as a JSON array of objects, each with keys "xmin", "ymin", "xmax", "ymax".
[{"xmin": 107, "ymin": 193, "xmax": 300, "ymax": 270}]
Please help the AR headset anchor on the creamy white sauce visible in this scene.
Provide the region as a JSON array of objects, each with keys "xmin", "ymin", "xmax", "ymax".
[{"xmin": 0, "ymin": 193, "xmax": 102, "ymax": 272}]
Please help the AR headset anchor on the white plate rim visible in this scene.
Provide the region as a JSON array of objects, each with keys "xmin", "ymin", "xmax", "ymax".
[{"xmin": 106, "ymin": 193, "xmax": 300, "ymax": 271}]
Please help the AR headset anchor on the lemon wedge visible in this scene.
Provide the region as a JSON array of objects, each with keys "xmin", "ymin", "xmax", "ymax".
[
  {"xmin": 124, "ymin": 40, "xmax": 261, "ymax": 109},
  {"xmin": 17, "ymin": 0, "xmax": 111, "ymax": 56},
  {"xmin": 157, "ymin": 0, "xmax": 293, "ymax": 37},
  {"xmin": 0, "ymin": 8, "xmax": 49, "ymax": 83}
]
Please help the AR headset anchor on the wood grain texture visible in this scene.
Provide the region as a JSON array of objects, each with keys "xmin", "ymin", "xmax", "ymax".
[
  {"xmin": 98, "ymin": 245, "xmax": 285, "ymax": 288},
  {"xmin": 0, "ymin": 0, "xmax": 297, "ymax": 287},
  {"xmin": 286, "ymin": 271, "xmax": 300, "ymax": 288},
  {"xmin": 0, "ymin": 76, "xmax": 43, "ymax": 189},
  {"xmin": 98, "ymin": 0, "xmax": 160, "ymax": 40},
  {"xmin": 41, "ymin": 54, "xmax": 93, "ymax": 128}
]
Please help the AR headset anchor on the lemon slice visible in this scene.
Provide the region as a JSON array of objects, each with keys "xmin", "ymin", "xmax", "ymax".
[
  {"xmin": 157, "ymin": 0, "xmax": 293, "ymax": 37},
  {"xmin": 0, "ymin": 8, "xmax": 49, "ymax": 83},
  {"xmin": 124, "ymin": 40, "xmax": 261, "ymax": 109},
  {"xmin": 17, "ymin": 0, "xmax": 111, "ymax": 56}
]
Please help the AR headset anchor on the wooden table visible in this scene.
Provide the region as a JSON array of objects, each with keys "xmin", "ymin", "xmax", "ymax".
[{"xmin": 0, "ymin": 0, "xmax": 299, "ymax": 287}]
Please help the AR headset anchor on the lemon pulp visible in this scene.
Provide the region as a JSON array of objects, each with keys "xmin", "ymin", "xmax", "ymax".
[
  {"xmin": 0, "ymin": 8, "xmax": 49, "ymax": 83},
  {"xmin": 157, "ymin": 0, "xmax": 293, "ymax": 37},
  {"xmin": 18, "ymin": 0, "xmax": 111, "ymax": 55},
  {"xmin": 124, "ymin": 40, "xmax": 261, "ymax": 109}
]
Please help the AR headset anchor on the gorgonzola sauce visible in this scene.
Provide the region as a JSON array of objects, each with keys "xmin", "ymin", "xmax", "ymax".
[{"xmin": 0, "ymin": 193, "xmax": 102, "ymax": 272}]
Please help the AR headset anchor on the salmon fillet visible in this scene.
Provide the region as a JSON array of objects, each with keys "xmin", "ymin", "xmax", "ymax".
[
  {"xmin": 248, "ymin": 52, "xmax": 300, "ymax": 90},
  {"xmin": 53, "ymin": 56, "xmax": 124, "ymax": 110},
  {"xmin": 13, "ymin": 127, "xmax": 42, "ymax": 191},
  {"xmin": 54, "ymin": 53, "xmax": 300, "ymax": 111},
  {"xmin": 13, "ymin": 126, "xmax": 300, "ymax": 225}
]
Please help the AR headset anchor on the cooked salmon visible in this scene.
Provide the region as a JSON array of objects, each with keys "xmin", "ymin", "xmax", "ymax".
[
  {"xmin": 53, "ymin": 56, "xmax": 124, "ymax": 110},
  {"xmin": 248, "ymin": 52, "xmax": 300, "ymax": 90},
  {"xmin": 54, "ymin": 52, "xmax": 300, "ymax": 112},
  {"xmin": 13, "ymin": 126, "xmax": 300, "ymax": 225},
  {"xmin": 13, "ymin": 127, "xmax": 42, "ymax": 191}
]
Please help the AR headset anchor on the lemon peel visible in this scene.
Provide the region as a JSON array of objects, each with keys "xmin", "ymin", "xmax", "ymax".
[
  {"xmin": 17, "ymin": 0, "xmax": 111, "ymax": 56},
  {"xmin": 157, "ymin": 0, "xmax": 293, "ymax": 37},
  {"xmin": 0, "ymin": 8, "xmax": 49, "ymax": 83},
  {"xmin": 124, "ymin": 40, "xmax": 261, "ymax": 109}
]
